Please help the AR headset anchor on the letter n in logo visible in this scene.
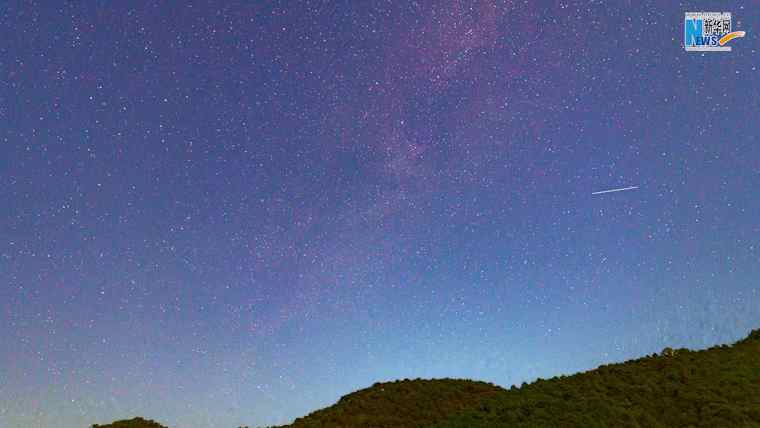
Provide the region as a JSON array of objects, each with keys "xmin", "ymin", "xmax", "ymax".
[{"xmin": 684, "ymin": 18, "xmax": 702, "ymax": 47}]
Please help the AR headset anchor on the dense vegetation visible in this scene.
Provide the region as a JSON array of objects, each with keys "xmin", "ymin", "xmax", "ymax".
[
  {"xmin": 90, "ymin": 329, "xmax": 760, "ymax": 428},
  {"xmin": 429, "ymin": 329, "xmax": 760, "ymax": 428},
  {"xmin": 279, "ymin": 329, "xmax": 760, "ymax": 428},
  {"xmin": 90, "ymin": 417, "xmax": 168, "ymax": 428},
  {"xmin": 283, "ymin": 378, "xmax": 504, "ymax": 428}
]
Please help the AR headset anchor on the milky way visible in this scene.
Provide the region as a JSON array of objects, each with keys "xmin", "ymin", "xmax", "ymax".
[{"xmin": 2, "ymin": 2, "xmax": 760, "ymax": 427}]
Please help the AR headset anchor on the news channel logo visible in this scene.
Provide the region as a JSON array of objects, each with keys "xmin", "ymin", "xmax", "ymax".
[{"xmin": 684, "ymin": 12, "xmax": 746, "ymax": 52}]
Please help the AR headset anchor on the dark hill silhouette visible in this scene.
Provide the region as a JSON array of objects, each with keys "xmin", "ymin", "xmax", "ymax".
[
  {"xmin": 90, "ymin": 328, "xmax": 760, "ymax": 428},
  {"xmin": 276, "ymin": 328, "xmax": 760, "ymax": 428},
  {"xmin": 283, "ymin": 378, "xmax": 503, "ymax": 428},
  {"xmin": 90, "ymin": 417, "xmax": 168, "ymax": 428}
]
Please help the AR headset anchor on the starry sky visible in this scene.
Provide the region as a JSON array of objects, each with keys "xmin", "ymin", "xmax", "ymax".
[{"xmin": 2, "ymin": 1, "xmax": 760, "ymax": 427}]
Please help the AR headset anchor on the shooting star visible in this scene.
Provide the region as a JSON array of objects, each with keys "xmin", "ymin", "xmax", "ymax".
[{"xmin": 591, "ymin": 186, "xmax": 639, "ymax": 195}]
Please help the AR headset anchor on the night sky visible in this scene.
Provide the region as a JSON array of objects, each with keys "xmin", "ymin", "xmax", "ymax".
[{"xmin": 2, "ymin": 2, "xmax": 760, "ymax": 427}]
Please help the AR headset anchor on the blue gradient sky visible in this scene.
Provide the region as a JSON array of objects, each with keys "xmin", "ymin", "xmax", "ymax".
[{"xmin": 2, "ymin": 1, "xmax": 760, "ymax": 427}]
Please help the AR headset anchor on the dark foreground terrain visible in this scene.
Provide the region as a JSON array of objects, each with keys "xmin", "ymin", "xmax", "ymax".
[{"xmin": 93, "ymin": 328, "xmax": 760, "ymax": 428}]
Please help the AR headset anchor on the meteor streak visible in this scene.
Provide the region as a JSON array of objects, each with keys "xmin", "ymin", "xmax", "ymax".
[{"xmin": 591, "ymin": 186, "xmax": 639, "ymax": 195}]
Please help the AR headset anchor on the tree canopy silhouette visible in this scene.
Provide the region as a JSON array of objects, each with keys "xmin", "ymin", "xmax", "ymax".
[{"xmin": 91, "ymin": 328, "xmax": 760, "ymax": 428}]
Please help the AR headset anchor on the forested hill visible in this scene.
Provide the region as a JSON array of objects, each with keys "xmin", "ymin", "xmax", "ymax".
[
  {"xmin": 279, "ymin": 329, "xmax": 760, "ymax": 428},
  {"xmin": 91, "ymin": 328, "xmax": 760, "ymax": 428}
]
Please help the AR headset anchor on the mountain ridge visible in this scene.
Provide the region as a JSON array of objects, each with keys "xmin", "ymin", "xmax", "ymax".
[{"xmin": 91, "ymin": 328, "xmax": 760, "ymax": 428}]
